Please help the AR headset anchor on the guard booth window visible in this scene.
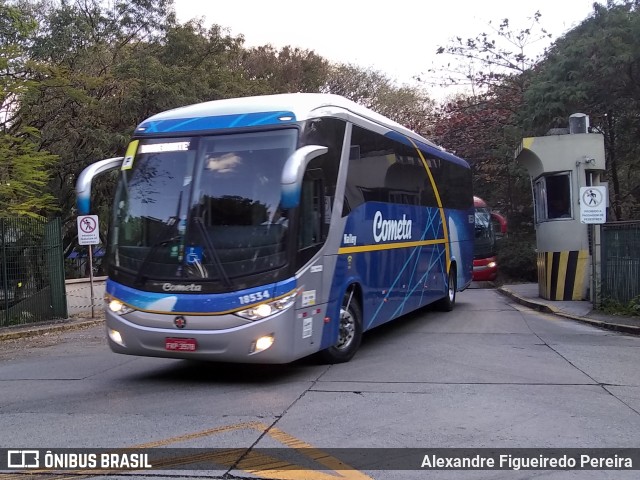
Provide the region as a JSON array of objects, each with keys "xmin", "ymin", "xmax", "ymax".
[{"xmin": 533, "ymin": 172, "xmax": 572, "ymax": 222}]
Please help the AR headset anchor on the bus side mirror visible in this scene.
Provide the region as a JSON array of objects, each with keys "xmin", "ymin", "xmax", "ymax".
[
  {"xmin": 76, "ymin": 157, "xmax": 124, "ymax": 214},
  {"xmin": 280, "ymin": 145, "xmax": 328, "ymax": 209}
]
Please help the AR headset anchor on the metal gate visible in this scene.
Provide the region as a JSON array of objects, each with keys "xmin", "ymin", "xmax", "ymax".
[
  {"xmin": 601, "ymin": 221, "xmax": 640, "ymax": 305},
  {"xmin": 0, "ymin": 217, "xmax": 67, "ymax": 326}
]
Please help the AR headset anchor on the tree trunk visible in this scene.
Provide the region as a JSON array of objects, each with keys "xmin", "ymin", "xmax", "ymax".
[{"xmin": 606, "ymin": 112, "xmax": 623, "ymax": 220}]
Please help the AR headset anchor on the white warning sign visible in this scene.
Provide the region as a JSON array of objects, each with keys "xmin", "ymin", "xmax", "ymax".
[
  {"xmin": 77, "ymin": 215, "xmax": 100, "ymax": 245},
  {"xmin": 579, "ymin": 186, "xmax": 607, "ymax": 224}
]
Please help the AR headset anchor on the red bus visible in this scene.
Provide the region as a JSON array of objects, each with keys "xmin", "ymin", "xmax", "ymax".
[{"xmin": 473, "ymin": 196, "xmax": 507, "ymax": 281}]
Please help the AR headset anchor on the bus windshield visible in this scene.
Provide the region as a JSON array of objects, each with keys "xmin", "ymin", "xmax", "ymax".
[
  {"xmin": 108, "ymin": 129, "xmax": 298, "ymax": 290},
  {"xmin": 474, "ymin": 206, "xmax": 495, "ymax": 259}
]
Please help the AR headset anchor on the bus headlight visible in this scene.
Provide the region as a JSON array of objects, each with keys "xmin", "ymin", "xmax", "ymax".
[
  {"xmin": 235, "ymin": 289, "xmax": 299, "ymax": 321},
  {"xmin": 108, "ymin": 328, "xmax": 125, "ymax": 347},
  {"xmin": 106, "ymin": 296, "xmax": 135, "ymax": 315},
  {"xmin": 250, "ymin": 334, "xmax": 275, "ymax": 354}
]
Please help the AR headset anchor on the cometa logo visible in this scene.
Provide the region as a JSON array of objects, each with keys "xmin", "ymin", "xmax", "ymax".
[
  {"xmin": 373, "ymin": 211, "xmax": 413, "ymax": 243},
  {"xmin": 162, "ymin": 283, "xmax": 203, "ymax": 292}
]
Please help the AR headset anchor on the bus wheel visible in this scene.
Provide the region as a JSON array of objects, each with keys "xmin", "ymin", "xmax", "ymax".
[
  {"xmin": 436, "ymin": 267, "xmax": 457, "ymax": 312},
  {"xmin": 320, "ymin": 290, "xmax": 362, "ymax": 363}
]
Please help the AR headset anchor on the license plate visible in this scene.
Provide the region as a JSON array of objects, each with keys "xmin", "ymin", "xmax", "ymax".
[{"xmin": 165, "ymin": 338, "xmax": 197, "ymax": 352}]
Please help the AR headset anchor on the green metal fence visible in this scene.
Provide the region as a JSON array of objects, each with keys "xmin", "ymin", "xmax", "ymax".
[
  {"xmin": 0, "ymin": 217, "xmax": 67, "ymax": 327},
  {"xmin": 601, "ymin": 221, "xmax": 640, "ymax": 305}
]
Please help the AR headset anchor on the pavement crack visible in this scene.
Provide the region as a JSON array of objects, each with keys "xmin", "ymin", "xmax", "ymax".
[
  {"xmin": 519, "ymin": 309, "xmax": 640, "ymax": 418},
  {"xmin": 602, "ymin": 385, "xmax": 640, "ymax": 416},
  {"xmin": 222, "ymin": 364, "xmax": 332, "ymax": 476}
]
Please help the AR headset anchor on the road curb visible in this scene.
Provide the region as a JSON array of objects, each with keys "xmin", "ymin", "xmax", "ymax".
[
  {"xmin": 497, "ymin": 287, "xmax": 640, "ymax": 336},
  {"xmin": 0, "ymin": 319, "xmax": 104, "ymax": 341}
]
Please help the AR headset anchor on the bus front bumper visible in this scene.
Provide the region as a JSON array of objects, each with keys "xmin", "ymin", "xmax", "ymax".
[
  {"xmin": 105, "ymin": 309, "xmax": 310, "ymax": 364},
  {"xmin": 472, "ymin": 256, "xmax": 498, "ymax": 281}
]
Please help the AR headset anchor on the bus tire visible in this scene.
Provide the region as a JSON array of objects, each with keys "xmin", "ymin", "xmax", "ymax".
[
  {"xmin": 319, "ymin": 290, "xmax": 362, "ymax": 364},
  {"xmin": 436, "ymin": 266, "xmax": 457, "ymax": 312}
]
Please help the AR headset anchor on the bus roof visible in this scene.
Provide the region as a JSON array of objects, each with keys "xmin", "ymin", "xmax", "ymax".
[
  {"xmin": 474, "ymin": 196, "xmax": 488, "ymax": 208},
  {"xmin": 135, "ymin": 93, "xmax": 469, "ymax": 168}
]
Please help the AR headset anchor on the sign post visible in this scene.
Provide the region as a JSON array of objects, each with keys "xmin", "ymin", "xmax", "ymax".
[
  {"xmin": 579, "ymin": 186, "xmax": 607, "ymax": 308},
  {"xmin": 77, "ymin": 215, "xmax": 100, "ymax": 318}
]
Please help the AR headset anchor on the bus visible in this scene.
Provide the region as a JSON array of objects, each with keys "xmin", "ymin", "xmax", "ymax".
[
  {"xmin": 472, "ymin": 196, "xmax": 507, "ymax": 282},
  {"xmin": 76, "ymin": 93, "xmax": 474, "ymax": 364}
]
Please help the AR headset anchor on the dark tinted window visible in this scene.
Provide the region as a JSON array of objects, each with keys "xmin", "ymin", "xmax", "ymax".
[
  {"xmin": 423, "ymin": 152, "xmax": 473, "ymax": 210},
  {"xmin": 297, "ymin": 118, "xmax": 346, "ymax": 266},
  {"xmin": 345, "ymin": 125, "xmax": 437, "ymax": 214},
  {"xmin": 298, "ymin": 117, "xmax": 345, "ymax": 229}
]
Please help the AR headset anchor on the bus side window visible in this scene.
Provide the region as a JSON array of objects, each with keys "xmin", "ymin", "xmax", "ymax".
[{"xmin": 297, "ymin": 169, "xmax": 325, "ymax": 266}]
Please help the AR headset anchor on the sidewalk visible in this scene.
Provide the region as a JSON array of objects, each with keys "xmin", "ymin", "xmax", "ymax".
[{"xmin": 498, "ymin": 283, "xmax": 640, "ymax": 335}]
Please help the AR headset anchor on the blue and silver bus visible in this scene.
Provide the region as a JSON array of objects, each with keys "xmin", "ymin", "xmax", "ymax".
[{"xmin": 76, "ymin": 93, "xmax": 474, "ymax": 363}]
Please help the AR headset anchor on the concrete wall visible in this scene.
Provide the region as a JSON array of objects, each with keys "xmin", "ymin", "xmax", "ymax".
[{"xmin": 65, "ymin": 276, "xmax": 106, "ymax": 316}]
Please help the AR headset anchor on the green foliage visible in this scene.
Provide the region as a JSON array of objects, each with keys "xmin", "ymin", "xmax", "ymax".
[
  {"xmin": 522, "ymin": 0, "xmax": 640, "ymax": 220},
  {"xmin": 0, "ymin": 0, "xmax": 58, "ymax": 218},
  {"xmin": 496, "ymin": 235, "xmax": 538, "ymax": 282},
  {"xmin": 323, "ymin": 63, "xmax": 434, "ymax": 136},
  {"xmin": 600, "ymin": 296, "xmax": 640, "ymax": 317},
  {"xmin": 236, "ymin": 44, "xmax": 330, "ymax": 95},
  {"xmin": 0, "ymin": 129, "xmax": 58, "ymax": 217}
]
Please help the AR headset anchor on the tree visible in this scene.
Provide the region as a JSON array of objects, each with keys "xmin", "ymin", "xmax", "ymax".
[
  {"xmin": 323, "ymin": 63, "xmax": 393, "ymax": 107},
  {"xmin": 522, "ymin": 0, "xmax": 640, "ymax": 220},
  {"xmin": 426, "ymin": 12, "xmax": 553, "ymax": 231},
  {"xmin": 234, "ymin": 44, "xmax": 330, "ymax": 95},
  {"xmin": 426, "ymin": 10, "xmax": 551, "ymax": 96},
  {"xmin": 12, "ymin": 0, "xmax": 184, "ymax": 245},
  {"xmin": 323, "ymin": 63, "xmax": 436, "ymax": 136},
  {"xmin": 0, "ymin": 0, "xmax": 58, "ymax": 218}
]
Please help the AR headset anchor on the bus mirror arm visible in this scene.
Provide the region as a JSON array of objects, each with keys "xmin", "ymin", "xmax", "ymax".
[
  {"xmin": 280, "ymin": 145, "xmax": 328, "ymax": 209},
  {"xmin": 76, "ymin": 157, "xmax": 124, "ymax": 215}
]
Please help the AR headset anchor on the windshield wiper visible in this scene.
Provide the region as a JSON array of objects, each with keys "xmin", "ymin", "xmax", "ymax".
[{"xmin": 193, "ymin": 217, "xmax": 233, "ymax": 290}]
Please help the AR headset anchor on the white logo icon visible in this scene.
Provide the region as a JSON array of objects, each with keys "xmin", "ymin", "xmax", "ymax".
[{"xmin": 8, "ymin": 450, "xmax": 40, "ymax": 468}]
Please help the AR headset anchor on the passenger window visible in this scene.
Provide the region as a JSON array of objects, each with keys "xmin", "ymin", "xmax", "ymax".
[
  {"xmin": 345, "ymin": 125, "xmax": 438, "ymax": 212},
  {"xmin": 297, "ymin": 169, "xmax": 325, "ymax": 266}
]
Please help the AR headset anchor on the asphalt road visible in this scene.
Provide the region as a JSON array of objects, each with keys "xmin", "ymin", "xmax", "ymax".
[{"xmin": 1, "ymin": 288, "xmax": 640, "ymax": 479}]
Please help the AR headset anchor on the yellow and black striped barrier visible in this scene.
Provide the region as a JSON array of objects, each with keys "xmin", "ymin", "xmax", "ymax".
[{"xmin": 537, "ymin": 250, "xmax": 589, "ymax": 301}]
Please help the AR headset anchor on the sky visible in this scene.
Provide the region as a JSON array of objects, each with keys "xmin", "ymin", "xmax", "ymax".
[{"xmin": 173, "ymin": 0, "xmax": 601, "ymax": 95}]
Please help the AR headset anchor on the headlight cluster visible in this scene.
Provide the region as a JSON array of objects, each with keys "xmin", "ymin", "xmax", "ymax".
[
  {"xmin": 235, "ymin": 289, "xmax": 299, "ymax": 321},
  {"xmin": 105, "ymin": 295, "xmax": 135, "ymax": 315}
]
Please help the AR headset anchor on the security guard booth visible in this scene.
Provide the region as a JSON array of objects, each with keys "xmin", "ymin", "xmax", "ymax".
[{"xmin": 515, "ymin": 114, "xmax": 606, "ymax": 300}]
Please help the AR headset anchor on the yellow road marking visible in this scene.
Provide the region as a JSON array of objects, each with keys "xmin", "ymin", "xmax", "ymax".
[{"xmin": 9, "ymin": 422, "xmax": 373, "ymax": 480}]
